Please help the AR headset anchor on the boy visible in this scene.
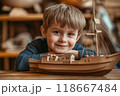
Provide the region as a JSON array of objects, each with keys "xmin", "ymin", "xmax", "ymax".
[{"xmin": 15, "ymin": 3, "xmax": 96, "ymax": 71}]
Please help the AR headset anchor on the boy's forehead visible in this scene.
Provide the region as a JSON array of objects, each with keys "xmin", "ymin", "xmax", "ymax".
[{"xmin": 50, "ymin": 22, "xmax": 77, "ymax": 31}]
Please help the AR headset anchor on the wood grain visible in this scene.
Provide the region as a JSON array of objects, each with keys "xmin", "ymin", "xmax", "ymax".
[{"xmin": 0, "ymin": 69, "xmax": 120, "ymax": 80}]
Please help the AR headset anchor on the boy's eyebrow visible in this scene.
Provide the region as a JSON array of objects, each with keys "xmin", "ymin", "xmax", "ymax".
[
  {"xmin": 51, "ymin": 27, "xmax": 77, "ymax": 32},
  {"xmin": 51, "ymin": 27, "xmax": 64, "ymax": 32},
  {"xmin": 51, "ymin": 27, "xmax": 60, "ymax": 30}
]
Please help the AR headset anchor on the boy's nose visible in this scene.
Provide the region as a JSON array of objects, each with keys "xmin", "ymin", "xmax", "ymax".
[{"xmin": 59, "ymin": 36, "xmax": 67, "ymax": 43}]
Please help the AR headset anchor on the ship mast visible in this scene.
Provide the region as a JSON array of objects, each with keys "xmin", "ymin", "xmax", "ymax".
[
  {"xmin": 93, "ymin": 0, "xmax": 98, "ymax": 56},
  {"xmin": 85, "ymin": 0, "xmax": 102, "ymax": 56}
]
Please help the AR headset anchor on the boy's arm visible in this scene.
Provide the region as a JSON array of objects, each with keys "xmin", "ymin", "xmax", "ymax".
[
  {"xmin": 72, "ymin": 43, "xmax": 98, "ymax": 59},
  {"xmin": 15, "ymin": 38, "xmax": 48, "ymax": 71}
]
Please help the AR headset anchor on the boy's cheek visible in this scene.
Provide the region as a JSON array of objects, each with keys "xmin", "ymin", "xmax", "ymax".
[
  {"xmin": 47, "ymin": 36, "xmax": 56, "ymax": 42},
  {"xmin": 69, "ymin": 39, "xmax": 77, "ymax": 45}
]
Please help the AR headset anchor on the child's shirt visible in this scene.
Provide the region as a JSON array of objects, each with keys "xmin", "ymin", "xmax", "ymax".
[{"xmin": 14, "ymin": 37, "xmax": 102, "ymax": 71}]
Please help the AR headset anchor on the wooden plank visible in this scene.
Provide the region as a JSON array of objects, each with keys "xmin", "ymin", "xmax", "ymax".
[
  {"xmin": 9, "ymin": 22, "xmax": 14, "ymax": 38},
  {"xmin": 104, "ymin": 0, "xmax": 120, "ymax": 7},
  {"xmin": 2, "ymin": 21, "xmax": 8, "ymax": 43},
  {"xmin": 4, "ymin": 58, "xmax": 9, "ymax": 70},
  {"xmin": 0, "ymin": 13, "xmax": 91, "ymax": 21},
  {"xmin": 83, "ymin": 13, "xmax": 91, "ymax": 19},
  {"xmin": 0, "ymin": 51, "xmax": 19, "ymax": 58},
  {"xmin": 0, "ymin": 69, "xmax": 120, "ymax": 80},
  {"xmin": 0, "ymin": 13, "xmax": 43, "ymax": 21}
]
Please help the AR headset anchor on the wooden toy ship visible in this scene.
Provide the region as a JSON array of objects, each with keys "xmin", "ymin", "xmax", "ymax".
[{"xmin": 29, "ymin": 0, "xmax": 120, "ymax": 76}]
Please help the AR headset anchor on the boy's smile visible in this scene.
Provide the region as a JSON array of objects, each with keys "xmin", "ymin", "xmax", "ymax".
[{"xmin": 42, "ymin": 23, "xmax": 79, "ymax": 53}]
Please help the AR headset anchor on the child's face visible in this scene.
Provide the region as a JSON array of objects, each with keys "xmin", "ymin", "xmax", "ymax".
[{"xmin": 42, "ymin": 23, "xmax": 79, "ymax": 53}]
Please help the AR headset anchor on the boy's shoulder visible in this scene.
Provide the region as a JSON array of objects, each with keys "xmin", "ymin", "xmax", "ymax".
[
  {"xmin": 32, "ymin": 37, "xmax": 47, "ymax": 43},
  {"xmin": 28, "ymin": 37, "xmax": 47, "ymax": 47},
  {"xmin": 73, "ymin": 43, "xmax": 84, "ymax": 50},
  {"xmin": 26, "ymin": 37, "xmax": 48, "ymax": 51},
  {"xmin": 34, "ymin": 37, "xmax": 46, "ymax": 41}
]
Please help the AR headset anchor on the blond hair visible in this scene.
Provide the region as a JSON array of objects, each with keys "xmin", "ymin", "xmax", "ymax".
[{"xmin": 43, "ymin": 3, "xmax": 86, "ymax": 34}]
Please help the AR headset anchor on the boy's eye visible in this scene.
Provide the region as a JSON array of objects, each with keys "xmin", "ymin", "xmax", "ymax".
[
  {"xmin": 53, "ymin": 31, "xmax": 60, "ymax": 34},
  {"xmin": 68, "ymin": 33, "xmax": 74, "ymax": 36}
]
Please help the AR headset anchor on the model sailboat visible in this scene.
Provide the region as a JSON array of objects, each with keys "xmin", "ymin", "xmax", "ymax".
[{"xmin": 29, "ymin": 0, "xmax": 120, "ymax": 76}]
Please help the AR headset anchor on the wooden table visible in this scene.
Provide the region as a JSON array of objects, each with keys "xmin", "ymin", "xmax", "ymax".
[{"xmin": 0, "ymin": 69, "xmax": 120, "ymax": 80}]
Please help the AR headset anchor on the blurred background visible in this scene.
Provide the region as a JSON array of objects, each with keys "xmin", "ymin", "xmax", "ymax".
[{"xmin": 0, "ymin": 0, "xmax": 120, "ymax": 70}]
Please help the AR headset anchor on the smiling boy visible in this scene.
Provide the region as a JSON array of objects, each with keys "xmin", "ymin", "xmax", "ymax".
[
  {"xmin": 15, "ymin": 3, "xmax": 96, "ymax": 71},
  {"xmin": 41, "ymin": 23, "xmax": 81, "ymax": 59}
]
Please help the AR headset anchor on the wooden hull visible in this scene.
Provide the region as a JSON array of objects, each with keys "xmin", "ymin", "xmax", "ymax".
[{"xmin": 29, "ymin": 52, "xmax": 120, "ymax": 76}]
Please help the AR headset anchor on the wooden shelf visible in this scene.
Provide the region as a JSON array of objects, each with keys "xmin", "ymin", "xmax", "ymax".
[
  {"xmin": 83, "ymin": 13, "xmax": 92, "ymax": 19},
  {"xmin": 0, "ymin": 51, "xmax": 20, "ymax": 70},
  {"xmin": 0, "ymin": 13, "xmax": 91, "ymax": 21},
  {"xmin": 0, "ymin": 13, "xmax": 43, "ymax": 21},
  {"xmin": 0, "ymin": 13, "xmax": 43, "ymax": 43},
  {"xmin": 0, "ymin": 51, "xmax": 20, "ymax": 58}
]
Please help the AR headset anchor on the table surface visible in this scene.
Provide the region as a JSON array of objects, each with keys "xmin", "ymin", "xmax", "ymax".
[{"xmin": 0, "ymin": 69, "xmax": 120, "ymax": 80}]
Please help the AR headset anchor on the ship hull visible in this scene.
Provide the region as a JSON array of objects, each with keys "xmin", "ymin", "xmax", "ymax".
[{"xmin": 29, "ymin": 52, "xmax": 120, "ymax": 76}]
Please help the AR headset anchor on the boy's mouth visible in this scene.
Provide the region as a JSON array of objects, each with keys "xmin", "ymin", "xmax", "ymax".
[{"xmin": 55, "ymin": 43, "xmax": 68, "ymax": 48}]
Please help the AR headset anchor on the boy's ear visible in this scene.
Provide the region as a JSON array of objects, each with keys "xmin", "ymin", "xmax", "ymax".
[
  {"xmin": 41, "ymin": 25, "xmax": 47, "ymax": 38},
  {"xmin": 76, "ymin": 33, "xmax": 82, "ymax": 41}
]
